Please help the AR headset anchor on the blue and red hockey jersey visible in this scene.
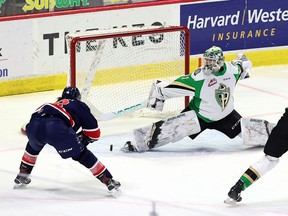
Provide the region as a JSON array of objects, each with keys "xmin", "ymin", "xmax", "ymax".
[{"xmin": 31, "ymin": 98, "xmax": 100, "ymax": 141}]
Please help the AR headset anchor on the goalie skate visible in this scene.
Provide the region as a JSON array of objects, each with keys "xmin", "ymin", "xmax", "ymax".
[
  {"xmin": 121, "ymin": 141, "xmax": 138, "ymax": 152},
  {"xmin": 124, "ymin": 110, "xmax": 200, "ymax": 152}
]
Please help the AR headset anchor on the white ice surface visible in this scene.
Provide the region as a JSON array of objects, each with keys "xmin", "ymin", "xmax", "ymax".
[{"xmin": 1, "ymin": 65, "xmax": 288, "ymax": 216}]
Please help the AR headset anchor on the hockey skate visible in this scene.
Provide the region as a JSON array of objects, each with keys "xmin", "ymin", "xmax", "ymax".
[
  {"xmin": 98, "ymin": 170, "xmax": 121, "ymax": 197},
  {"xmin": 121, "ymin": 141, "xmax": 138, "ymax": 152},
  {"xmin": 224, "ymin": 180, "xmax": 244, "ymax": 205},
  {"xmin": 105, "ymin": 179, "xmax": 121, "ymax": 197},
  {"xmin": 13, "ymin": 173, "xmax": 31, "ymax": 189}
]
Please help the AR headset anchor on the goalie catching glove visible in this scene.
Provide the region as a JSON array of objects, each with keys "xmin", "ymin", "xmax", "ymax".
[
  {"xmin": 147, "ymin": 80, "xmax": 168, "ymax": 111},
  {"xmin": 232, "ymin": 53, "xmax": 252, "ymax": 80}
]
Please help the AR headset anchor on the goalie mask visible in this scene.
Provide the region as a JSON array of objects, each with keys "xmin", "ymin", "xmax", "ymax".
[
  {"xmin": 62, "ymin": 86, "xmax": 81, "ymax": 100},
  {"xmin": 203, "ymin": 46, "xmax": 225, "ymax": 75}
]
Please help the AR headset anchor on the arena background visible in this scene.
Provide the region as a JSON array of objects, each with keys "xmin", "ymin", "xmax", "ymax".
[{"xmin": 0, "ymin": 0, "xmax": 287, "ymax": 96}]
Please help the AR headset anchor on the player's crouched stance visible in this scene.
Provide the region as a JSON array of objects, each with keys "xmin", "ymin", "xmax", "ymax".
[
  {"xmin": 224, "ymin": 107, "xmax": 288, "ymax": 204},
  {"xmin": 14, "ymin": 87, "xmax": 121, "ymax": 197},
  {"xmin": 122, "ymin": 46, "xmax": 275, "ymax": 153}
]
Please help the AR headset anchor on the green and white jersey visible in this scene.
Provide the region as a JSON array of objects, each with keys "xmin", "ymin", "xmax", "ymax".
[{"xmin": 161, "ymin": 62, "xmax": 242, "ymax": 123}]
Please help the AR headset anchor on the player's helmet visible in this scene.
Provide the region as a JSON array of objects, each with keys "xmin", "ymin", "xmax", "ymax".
[
  {"xmin": 203, "ymin": 46, "xmax": 225, "ymax": 75},
  {"xmin": 61, "ymin": 86, "xmax": 81, "ymax": 100}
]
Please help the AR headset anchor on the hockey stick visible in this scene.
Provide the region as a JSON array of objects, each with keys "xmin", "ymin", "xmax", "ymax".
[{"xmin": 98, "ymin": 100, "xmax": 148, "ymax": 121}]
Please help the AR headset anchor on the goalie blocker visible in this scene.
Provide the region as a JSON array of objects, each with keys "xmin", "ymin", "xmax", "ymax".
[{"xmin": 122, "ymin": 113, "xmax": 276, "ymax": 152}]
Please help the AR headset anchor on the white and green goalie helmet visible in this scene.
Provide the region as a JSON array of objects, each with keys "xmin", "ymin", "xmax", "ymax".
[{"xmin": 203, "ymin": 46, "xmax": 225, "ymax": 75}]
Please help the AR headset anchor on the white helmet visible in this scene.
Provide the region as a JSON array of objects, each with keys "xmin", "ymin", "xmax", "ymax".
[{"xmin": 203, "ymin": 46, "xmax": 225, "ymax": 75}]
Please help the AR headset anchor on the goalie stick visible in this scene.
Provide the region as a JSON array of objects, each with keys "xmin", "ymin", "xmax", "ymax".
[
  {"xmin": 89, "ymin": 79, "xmax": 166, "ymax": 121},
  {"xmin": 97, "ymin": 100, "xmax": 148, "ymax": 121},
  {"xmin": 96, "ymin": 80, "xmax": 166, "ymax": 121}
]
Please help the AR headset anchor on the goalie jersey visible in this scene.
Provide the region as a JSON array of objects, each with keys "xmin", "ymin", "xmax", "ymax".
[
  {"xmin": 160, "ymin": 62, "xmax": 243, "ymax": 123},
  {"xmin": 30, "ymin": 99, "xmax": 100, "ymax": 140}
]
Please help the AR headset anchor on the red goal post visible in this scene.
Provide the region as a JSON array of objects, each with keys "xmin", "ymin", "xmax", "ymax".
[{"xmin": 66, "ymin": 25, "xmax": 190, "ymax": 120}]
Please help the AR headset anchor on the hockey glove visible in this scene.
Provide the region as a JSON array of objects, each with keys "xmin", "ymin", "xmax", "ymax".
[
  {"xmin": 148, "ymin": 98, "xmax": 165, "ymax": 111},
  {"xmin": 147, "ymin": 80, "xmax": 166, "ymax": 111},
  {"xmin": 232, "ymin": 53, "xmax": 252, "ymax": 80},
  {"xmin": 77, "ymin": 132, "xmax": 94, "ymax": 146}
]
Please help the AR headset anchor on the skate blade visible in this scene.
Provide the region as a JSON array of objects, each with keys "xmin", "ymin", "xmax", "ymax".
[
  {"xmin": 224, "ymin": 197, "xmax": 237, "ymax": 205},
  {"xmin": 109, "ymin": 188, "xmax": 122, "ymax": 198},
  {"xmin": 120, "ymin": 147, "xmax": 130, "ymax": 153},
  {"xmin": 120, "ymin": 146, "xmax": 136, "ymax": 153},
  {"xmin": 13, "ymin": 183, "xmax": 28, "ymax": 189}
]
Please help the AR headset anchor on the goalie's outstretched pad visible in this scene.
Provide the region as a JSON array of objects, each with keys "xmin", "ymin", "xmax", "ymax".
[
  {"xmin": 132, "ymin": 110, "xmax": 200, "ymax": 152},
  {"xmin": 241, "ymin": 118, "xmax": 276, "ymax": 146}
]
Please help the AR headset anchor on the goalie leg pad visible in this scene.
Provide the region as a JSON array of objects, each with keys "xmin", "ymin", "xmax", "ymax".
[
  {"xmin": 132, "ymin": 110, "xmax": 201, "ymax": 152},
  {"xmin": 241, "ymin": 118, "xmax": 276, "ymax": 147}
]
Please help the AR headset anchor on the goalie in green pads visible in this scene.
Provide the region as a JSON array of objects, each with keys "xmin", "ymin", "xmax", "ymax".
[{"xmin": 122, "ymin": 46, "xmax": 275, "ymax": 152}]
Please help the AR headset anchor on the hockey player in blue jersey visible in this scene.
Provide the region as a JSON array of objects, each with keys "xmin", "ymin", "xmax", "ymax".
[{"xmin": 14, "ymin": 87, "xmax": 121, "ymax": 195}]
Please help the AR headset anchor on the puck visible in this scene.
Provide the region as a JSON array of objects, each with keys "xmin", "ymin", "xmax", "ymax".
[{"xmin": 110, "ymin": 145, "xmax": 113, "ymax": 151}]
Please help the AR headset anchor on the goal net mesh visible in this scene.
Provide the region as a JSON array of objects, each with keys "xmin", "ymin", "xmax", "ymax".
[{"xmin": 66, "ymin": 26, "xmax": 190, "ymax": 120}]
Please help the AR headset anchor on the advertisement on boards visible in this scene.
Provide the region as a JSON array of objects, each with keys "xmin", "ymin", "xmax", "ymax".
[
  {"xmin": 35, "ymin": 5, "xmax": 179, "ymax": 75},
  {"xmin": 0, "ymin": 0, "xmax": 103, "ymax": 16},
  {"xmin": 0, "ymin": 4, "xmax": 179, "ymax": 80},
  {"xmin": 0, "ymin": 20, "xmax": 33, "ymax": 80},
  {"xmin": 22, "ymin": 0, "xmax": 90, "ymax": 12},
  {"xmin": 180, "ymin": 0, "xmax": 288, "ymax": 54}
]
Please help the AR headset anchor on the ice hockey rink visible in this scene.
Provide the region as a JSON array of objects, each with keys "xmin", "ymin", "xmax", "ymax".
[{"xmin": 1, "ymin": 64, "xmax": 288, "ymax": 216}]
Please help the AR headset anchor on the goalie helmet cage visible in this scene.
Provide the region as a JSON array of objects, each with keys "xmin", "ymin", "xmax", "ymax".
[{"xmin": 67, "ymin": 25, "xmax": 190, "ymax": 119}]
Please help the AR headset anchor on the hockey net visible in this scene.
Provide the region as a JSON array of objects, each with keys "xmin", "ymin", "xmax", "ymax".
[{"xmin": 66, "ymin": 25, "xmax": 190, "ymax": 120}]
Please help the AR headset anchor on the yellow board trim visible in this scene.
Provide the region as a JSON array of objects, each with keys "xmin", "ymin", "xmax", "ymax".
[
  {"xmin": 0, "ymin": 74, "xmax": 66, "ymax": 97},
  {"xmin": 1, "ymin": 49, "xmax": 288, "ymax": 97},
  {"xmin": 92, "ymin": 60, "xmax": 184, "ymax": 85}
]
